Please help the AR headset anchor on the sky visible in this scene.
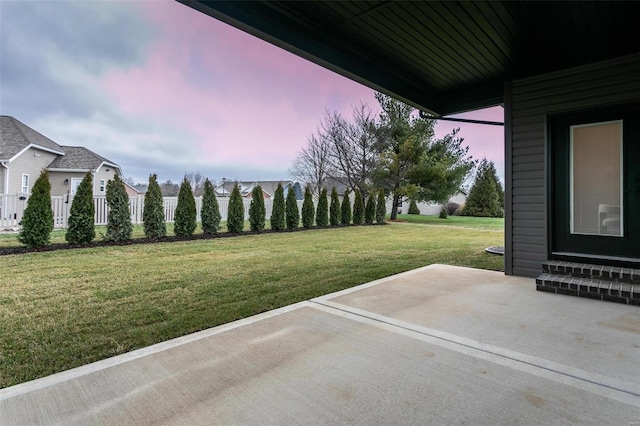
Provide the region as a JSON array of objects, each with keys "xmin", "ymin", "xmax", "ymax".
[{"xmin": 0, "ymin": 0, "xmax": 504, "ymax": 186}]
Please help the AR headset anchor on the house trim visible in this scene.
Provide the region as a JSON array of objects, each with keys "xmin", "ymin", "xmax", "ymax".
[
  {"xmin": 8, "ymin": 144, "xmax": 65, "ymax": 162},
  {"xmin": 503, "ymin": 80, "xmax": 513, "ymax": 275},
  {"xmin": 1, "ymin": 162, "xmax": 8, "ymax": 194},
  {"xmin": 48, "ymin": 168, "xmax": 92, "ymax": 173}
]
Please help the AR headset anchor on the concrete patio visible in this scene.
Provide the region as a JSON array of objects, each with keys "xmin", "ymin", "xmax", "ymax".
[{"xmin": 1, "ymin": 264, "xmax": 638, "ymax": 425}]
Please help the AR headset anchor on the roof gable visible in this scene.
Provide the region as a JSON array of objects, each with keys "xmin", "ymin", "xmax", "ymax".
[
  {"xmin": 0, "ymin": 116, "xmax": 65, "ymax": 160},
  {"xmin": 48, "ymin": 146, "xmax": 119, "ymax": 172}
]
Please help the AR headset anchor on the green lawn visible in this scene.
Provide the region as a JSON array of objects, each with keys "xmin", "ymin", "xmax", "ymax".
[
  {"xmin": 0, "ymin": 221, "xmax": 503, "ymax": 388},
  {"xmin": 393, "ymin": 214, "xmax": 504, "ymax": 230}
]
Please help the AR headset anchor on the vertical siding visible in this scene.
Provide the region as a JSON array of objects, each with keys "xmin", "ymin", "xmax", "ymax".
[
  {"xmin": 7, "ymin": 149, "xmax": 58, "ymax": 195},
  {"xmin": 507, "ymin": 54, "xmax": 640, "ymax": 277}
]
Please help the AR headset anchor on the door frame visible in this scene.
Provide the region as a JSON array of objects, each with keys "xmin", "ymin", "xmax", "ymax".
[{"xmin": 547, "ymin": 101, "xmax": 640, "ymax": 267}]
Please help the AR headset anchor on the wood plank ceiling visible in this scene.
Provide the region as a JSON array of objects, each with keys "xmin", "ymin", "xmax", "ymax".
[{"xmin": 180, "ymin": 1, "xmax": 639, "ymax": 115}]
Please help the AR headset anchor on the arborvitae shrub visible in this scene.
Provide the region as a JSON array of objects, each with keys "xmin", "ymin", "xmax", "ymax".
[
  {"xmin": 66, "ymin": 172, "xmax": 95, "ymax": 244},
  {"xmin": 301, "ymin": 186, "xmax": 315, "ymax": 229},
  {"xmin": 352, "ymin": 188, "xmax": 364, "ymax": 224},
  {"xmin": 329, "ymin": 187, "xmax": 340, "ymax": 226},
  {"xmin": 19, "ymin": 170, "xmax": 53, "ymax": 247},
  {"xmin": 408, "ymin": 200, "xmax": 420, "ymax": 215},
  {"xmin": 376, "ymin": 188, "xmax": 386, "ymax": 224},
  {"xmin": 143, "ymin": 174, "xmax": 166, "ymax": 238},
  {"xmin": 105, "ymin": 175, "xmax": 132, "ymax": 242},
  {"xmin": 463, "ymin": 159, "xmax": 504, "ymax": 218},
  {"xmin": 201, "ymin": 179, "xmax": 221, "ymax": 234},
  {"xmin": 174, "ymin": 178, "xmax": 197, "ymax": 236},
  {"xmin": 316, "ymin": 187, "xmax": 328, "ymax": 227},
  {"xmin": 227, "ymin": 184, "xmax": 244, "ymax": 233},
  {"xmin": 365, "ymin": 193, "xmax": 375, "ymax": 224},
  {"xmin": 439, "ymin": 206, "xmax": 448, "ymax": 219},
  {"xmin": 341, "ymin": 189, "xmax": 352, "ymax": 225},
  {"xmin": 285, "ymin": 186, "xmax": 299, "ymax": 230},
  {"xmin": 249, "ymin": 185, "xmax": 266, "ymax": 232},
  {"xmin": 270, "ymin": 183, "xmax": 286, "ymax": 231}
]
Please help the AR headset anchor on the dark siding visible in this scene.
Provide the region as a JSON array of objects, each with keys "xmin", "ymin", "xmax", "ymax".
[{"xmin": 506, "ymin": 54, "xmax": 640, "ymax": 277}]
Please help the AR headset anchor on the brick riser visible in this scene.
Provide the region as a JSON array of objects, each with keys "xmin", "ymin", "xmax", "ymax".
[{"xmin": 536, "ymin": 261, "xmax": 640, "ymax": 305}]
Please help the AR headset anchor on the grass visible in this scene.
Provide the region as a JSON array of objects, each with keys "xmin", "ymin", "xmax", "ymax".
[
  {"xmin": 393, "ymin": 214, "xmax": 504, "ymax": 230},
  {"xmin": 0, "ymin": 220, "xmax": 504, "ymax": 388}
]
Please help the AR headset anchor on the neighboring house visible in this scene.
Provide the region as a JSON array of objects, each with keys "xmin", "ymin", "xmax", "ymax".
[
  {"xmin": 189, "ymin": 2, "xmax": 639, "ymax": 304},
  {"xmin": 124, "ymin": 182, "xmax": 144, "ymax": 198},
  {"xmin": 215, "ymin": 181, "xmax": 302, "ymax": 200},
  {"xmin": 0, "ymin": 116, "xmax": 122, "ymax": 197}
]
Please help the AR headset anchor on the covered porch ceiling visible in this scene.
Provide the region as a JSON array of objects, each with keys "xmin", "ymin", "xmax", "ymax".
[{"xmin": 179, "ymin": 1, "xmax": 639, "ymax": 116}]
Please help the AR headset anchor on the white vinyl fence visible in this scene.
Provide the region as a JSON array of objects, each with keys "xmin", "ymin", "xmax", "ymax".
[{"xmin": 1, "ymin": 194, "xmax": 305, "ymax": 230}]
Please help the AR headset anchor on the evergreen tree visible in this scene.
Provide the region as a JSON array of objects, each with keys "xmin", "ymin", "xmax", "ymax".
[
  {"xmin": 143, "ymin": 174, "xmax": 166, "ymax": 238},
  {"xmin": 408, "ymin": 200, "xmax": 420, "ymax": 215},
  {"xmin": 105, "ymin": 175, "xmax": 132, "ymax": 242},
  {"xmin": 352, "ymin": 188, "xmax": 364, "ymax": 224},
  {"xmin": 249, "ymin": 185, "xmax": 266, "ymax": 232},
  {"xmin": 285, "ymin": 186, "xmax": 299, "ymax": 230},
  {"xmin": 174, "ymin": 178, "xmax": 197, "ymax": 236},
  {"xmin": 462, "ymin": 159, "xmax": 503, "ymax": 218},
  {"xmin": 376, "ymin": 188, "xmax": 386, "ymax": 224},
  {"xmin": 439, "ymin": 206, "xmax": 448, "ymax": 219},
  {"xmin": 329, "ymin": 187, "xmax": 340, "ymax": 226},
  {"xmin": 227, "ymin": 184, "xmax": 244, "ymax": 233},
  {"xmin": 270, "ymin": 183, "xmax": 286, "ymax": 231},
  {"xmin": 301, "ymin": 185, "xmax": 315, "ymax": 229},
  {"xmin": 66, "ymin": 172, "xmax": 95, "ymax": 244},
  {"xmin": 341, "ymin": 189, "xmax": 352, "ymax": 225},
  {"xmin": 19, "ymin": 170, "xmax": 53, "ymax": 247},
  {"xmin": 365, "ymin": 192, "xmax": 376, "ymax": 224},
  {"xmin": 315, "ymin": 187, "xmax": 329, "ymax": 227},
  {"xmin": 201, "ymin": 178, "xmax": 221, "ymax": 234}
]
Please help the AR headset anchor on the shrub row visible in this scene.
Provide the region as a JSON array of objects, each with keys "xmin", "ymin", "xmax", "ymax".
[{"xmin": 18, "ymin": 172, "xmax": 388, "ymax": 248}]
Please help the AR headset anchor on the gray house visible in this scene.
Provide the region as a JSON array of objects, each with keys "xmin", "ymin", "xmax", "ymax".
[
  {"xmin": 181, "ymin": 1, "xmax": 639, "ymax": 301},
  {"xmin": 0, "ymin": 116, "xmax": 122, "ymax": 197}
]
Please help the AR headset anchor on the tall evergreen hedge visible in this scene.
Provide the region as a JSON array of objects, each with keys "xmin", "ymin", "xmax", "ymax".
[
  {"xmin": 249, "ymin": 185, "xmax": 266, "ymax": 232},
  {"xmin": 270, "ymin": 183, "xmax": 286, "ymax": 231},
  {"xmin": 19, "ymin": 169, "xmax": 53, "ymax": 247},
  {"xmin": 329, "ymin": 187, "xmax": 340, "ymax": 226},
  {"xmin": 364, "ymin": 192, "xmax": 376, "ymax": 224},
  {"xmin": 174, "ymin": 178, "xmax": 197, "ymax": 236},
  {"xmin": 352, "ymin": 188, "xmax": 364, "ymax": 225},
  {"xmin": 316, "ymin": 187, "xmax": 328, "ymax": 227},
  {"xmin": 66, "ymin": 172, "xmax": 95, "ymax": 244},
  {"xmin": 376, "ymin": 188, "xmax": 386, "ymax": 224},
  {"xmin": 285, "ymin": 186, "xmax": 299, "ymax": 230},
  {"xmin": 463, "ymin": 159, "xmax": 503, "ymax": 218},
  {"xmin": 301, "ymin": 186, "xmax": 315, "ymax": 229},
  {"xmin": 341, "ymin": 189, "xmax": 352, "ymax": 225},
  {"xmin": 227, "ymin": 184, "xmax": 244, "ymax": 233},
  {"xmin": 201, "ymin": 178, "xmax": 221, "ymax": 234},
  {"xmin": 105, "ymin": 175, "xmax": 132, "ymax": 242},
  {"xmin": 143, "ymin": 174, "xmax": 166, "ymax": 238}
]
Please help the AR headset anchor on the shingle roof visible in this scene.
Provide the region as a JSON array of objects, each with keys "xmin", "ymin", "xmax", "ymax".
[
  {"xmin": 0, "ymin": 115, "xmax": 65, "ymax": 160},
  {"xmin": 48, "ymin": 146, "xmax": 117, "ymax": 171}
]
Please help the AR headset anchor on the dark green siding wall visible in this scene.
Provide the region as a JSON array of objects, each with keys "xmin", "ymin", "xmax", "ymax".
[{"xmin": 506, "ymin": 54, "xmax": 640, "ymax": 277}]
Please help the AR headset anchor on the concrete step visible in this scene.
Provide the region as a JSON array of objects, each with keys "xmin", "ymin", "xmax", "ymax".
[
  {"xmin": 541, "ymin": 261, "xmax": 640, "ymax": 284},
  {"xmin": 535, "ymin": 273, "xmax": 640, "ymax": 305}
]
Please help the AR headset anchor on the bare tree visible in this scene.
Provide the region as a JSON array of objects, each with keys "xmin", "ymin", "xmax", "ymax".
[
  {"xmin": 289, "ymin": 131, "xmax": 334, "ymax": 197},
  {"xmin": 159, "ymin": 180, "xmax": 179, "ymax": 197},
  {"xmin": 327, "ymin": 103, "xmax": 378, "ymax": 197},
  {"xmin": 184, "ymin": 171, "xmax": 206, "ymax": 196}
]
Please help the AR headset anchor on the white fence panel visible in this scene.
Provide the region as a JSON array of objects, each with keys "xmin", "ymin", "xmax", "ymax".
[
  {"xmin": 0, "ymin": 194, "xmax": 27, "ymax": 228},
  {"xmin": 51, "ymin": 196, "xmax": 69, "ymax": 229}
]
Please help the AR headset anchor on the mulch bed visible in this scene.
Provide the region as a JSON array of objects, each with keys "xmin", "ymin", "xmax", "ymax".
[{"xmin": 0, "ymin": 223, "xmax": 386, "ymax": 256}]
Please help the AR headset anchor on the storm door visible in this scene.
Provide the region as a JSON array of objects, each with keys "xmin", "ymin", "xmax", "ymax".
[{"xmin": 549, "ymin": 103, "xmax": 640, "ymax": 265}]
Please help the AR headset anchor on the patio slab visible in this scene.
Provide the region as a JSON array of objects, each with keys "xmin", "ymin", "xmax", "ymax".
[{"xmin": 1, "ymin": 264, "xmax": 638, "ymax": 425}]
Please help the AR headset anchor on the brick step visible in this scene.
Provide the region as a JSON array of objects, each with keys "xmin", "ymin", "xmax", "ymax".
[
  {"xmin": 536, "ymin": 273, "xmax": 639, "ymax": 305},
  {"xmin": 542, "ymin": 261, "xmax": 640, "ymax": 284}
]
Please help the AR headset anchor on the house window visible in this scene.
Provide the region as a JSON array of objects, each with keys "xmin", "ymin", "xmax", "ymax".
[
  {"xmin": 21, "ymin": 174, "xmax": 29, "ymax": 194},
  {"xmin": 570, "ymin": 120, "xmax": 623, "ymax": 236},
  {"xmin": 100, "ymin": 179, "xmax": 106, "ymax": 192}
]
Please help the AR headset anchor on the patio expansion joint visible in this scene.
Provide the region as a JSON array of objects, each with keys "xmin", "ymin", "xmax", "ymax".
[{"xmin": 308, "ymin": 299, "xmax": 640, "ymax": 408}]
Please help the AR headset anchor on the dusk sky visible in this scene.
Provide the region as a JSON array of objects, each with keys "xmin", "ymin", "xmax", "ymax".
[{"xmin": 0, "ymin": 1, "xmax": 504, "ymax": 186}]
